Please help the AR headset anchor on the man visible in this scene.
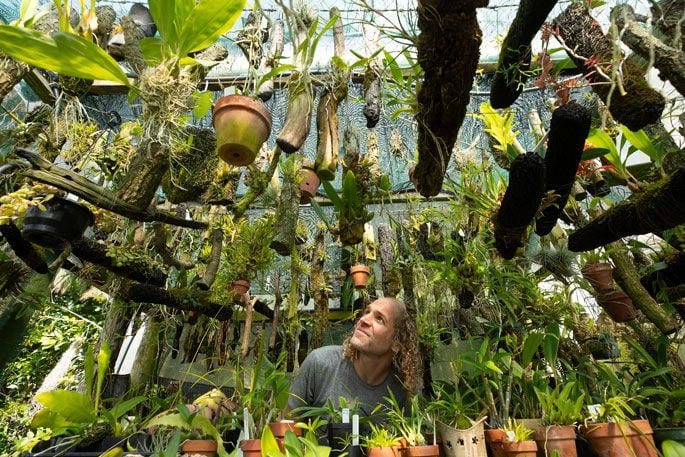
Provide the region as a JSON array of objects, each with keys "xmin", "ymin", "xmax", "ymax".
[{"xmin": 288, "ymin": 297, "xmax": 421, "ymax": 416}]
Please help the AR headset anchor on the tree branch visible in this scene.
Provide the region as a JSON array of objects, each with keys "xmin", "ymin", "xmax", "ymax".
[{"xmin": 14, "ymin": 148, "xmax": 207, "ymax": 229}]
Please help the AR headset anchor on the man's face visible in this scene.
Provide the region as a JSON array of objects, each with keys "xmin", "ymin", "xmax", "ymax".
[{"xmin": 350, "ymin": 298, "xmax": 400, "ymax": 357}]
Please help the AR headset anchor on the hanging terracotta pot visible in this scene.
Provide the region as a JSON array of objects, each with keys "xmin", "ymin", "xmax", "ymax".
[
  {"xmin": 596, "ymin": 290, "xmax": 636, "ymax": 322},
  {"xmin": 300, "ymin": 160, "xmax": 321, "ymax": 204},
  {"xmin": 181, "ymin": 439, "xmax": 218, "ymax": 457},
  {"xmin": 501, "ymin": 440, "xmax": 537, "ymax": 457},
  {"xmin": 484, "ymin": 428, "xmax": 507, "ymax": 457},
  {"xmin": 212, "ymin": 94, "xmax": 272, "ymax": 166},
  {"xmin": 22, "ymin": 196, "xmax": 94, "ymax": 249},
  {"xmin": 350, "ymin": 264, "xmax": 371, "ymax": 289},
  {"xmin": 581, "ymin": 263, "xmax": 614, "ymax": 293},
  {"xmin": 581, "ymin": 420, "xmax": 658, "ymax": 457},
  {"xmin": 240, "ymin": 438, "xmax": 261, "ymax": 457},
  {"xmin": 229, "ymin": 279, "xmax": 250, "ymax": 296},
  {"xmin": 534, "ymin": 425, "xmax": 577, "ymax": 457}
]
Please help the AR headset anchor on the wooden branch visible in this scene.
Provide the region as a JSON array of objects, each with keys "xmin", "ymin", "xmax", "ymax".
[
  {"xmin": 258, "ymin": 19, "xmax": 285, "ymax": 101},
  {"xmin": 269, "ymin": 271, "xmax": 281, "ymax": 348},
  {"xmin": 196, "ymin": 228, "xmax": 224, "ymax": 290},
  {"xmin": 123, "ymin": 282, "xmax": 233, "ymax": 321},
  {"xmin": 15, "ymin": 148, "xmax": 207, "ymax": 229},
  {"xmin": 152, "ymin": 222, "xmax": 195, "ymax": 270},
  {"xmin": 310, "ymin": 225, "xmax": 328, "ymax": 349},
  {"xmin": 71, "ymin": 237, "xmax": 167, "ymax": 287},
  {"xmin": 241, "ymin": 296, "xmax": 255, "ymax": 357},
  {"xmin": 612, "ymin": 4, "xmax": 685, "ymax": 97},
  {"xmin": 233, "ymin": 145, "xmax": 282, "ymax": 218},
  {"xmin": 0, "ymin": 222, "xmax": 48, "ymax": 274},
  {"xmin": 609, "ymin": 241, "xmax": 679, "ymax": 334}
]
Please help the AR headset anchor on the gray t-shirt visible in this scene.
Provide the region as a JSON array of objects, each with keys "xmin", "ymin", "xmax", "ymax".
[{"xmin": 288, "ymin": 345, "xmax": 408, "ymax": 417}]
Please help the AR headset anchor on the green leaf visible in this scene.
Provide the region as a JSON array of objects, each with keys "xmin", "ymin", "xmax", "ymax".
[
  {"xmin": 178, "ymin": 0, "xmax": 246, "ymax": 55},
  {"xmin": 521, "ymin": 333, "xmax": 544, "ymax": 367},
  {"xmin": 148, "ymin": 0, "xmax": 177, "ymax": 52},
  {"xmin": 261, "ymin": 423, "xmax": 284, "ymax": 457},
  {"xmin": 484, "ymin": 360, "xmax": 503, "ymax": 374},
  {"xmin": 108, "ymin": 395, "xmax": 147, "ymax": 421},
  {"xmin": 341, "ymin": 171, "xmax": 362, "ymax": 208},
  {"xmin": 193, "ymin": 91, "xmax": 214, "ymax": 119},
  {"xmin": 620, "ymin": 125, "xmax": 665, "ymax": 167},
  {"xmin": 139, "ymin": 37, "xmax": 164, "ymax": 66},
  {"xmin": 0, "ymin": 26, "xmax": 131, "ymax": 86},
  {"xmin": 322, "ymin": 181, "xmax": 344, "ymax": 212},
  {"xmin": 379, "ymin": 175, "xmax": 392, "ymax": 192},
  {"xmin": 585, "ymin": 128, "xmax": 617, "ymax": 154},
  {"xmin": 663, "ymin": 440, "xmax": 685, "ymax": 457},
  {"xmin": 35, "ymin": 390, "xmax": 96, "ymax": 423},
  {"xmin": 84, "ymin": 344, "xmax": 94, "ymax": 399},
  {"xmin": 543, "ymin": 323, "xmax": 560, "ymax": 367},
  {"xmin": 95, "ymin": 342, "xmax": 111, "ymax": 412},
  {"xmin": 29, "ymin": 408, "xmax": 78, "ymax": 434},
  {"xmin": 581, "ymin": 147, "xmax": 610, "ymax": 161}
]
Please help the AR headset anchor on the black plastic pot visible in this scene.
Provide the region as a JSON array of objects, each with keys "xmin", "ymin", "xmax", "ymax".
[
  {"xmin": 328, "ymin": 422, "xmax": 352, "ymax": 457},
  {"xmin": 22, "ymin": 196, "xmax": 94, "ymax": 249},
  {"xmin": 654, "ymin": 427, "xmax": 685, "ymax": 449}
]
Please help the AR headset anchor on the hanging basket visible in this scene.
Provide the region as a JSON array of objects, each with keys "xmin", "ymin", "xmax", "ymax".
[
  {"xmin": 437, "ymin": 418, "xmax": 487, "ymax": 457},
  {"xmin": 212, "ymin": 94, "xmax": 272, "ymax": 166},
  {"xmin": 350, "ymin": 264, "xmax": 371, "ymax": 289},
  {"xmin": 596, "ymin": 290, "xmax": 636, "ymax": 322},
  {"xmin": 22, "ymin": 196, "xmax": 94, "ymax": 249}
]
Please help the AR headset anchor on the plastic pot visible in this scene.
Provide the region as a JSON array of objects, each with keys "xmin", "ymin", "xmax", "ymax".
[{"xmin": 22, "ymin": 196, "xmax": 94, "ymax": 249}]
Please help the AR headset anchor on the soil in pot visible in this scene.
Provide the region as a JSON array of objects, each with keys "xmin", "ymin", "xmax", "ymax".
[
  {"xmin": 22, "ymin": 196, "xmax": 94, "ymax": 249},
  {"xmin": 534, "ymin": 425, "xmax": 577, "ymax": 457},
  {"xmin": 212, "ymin": 94, "xmax": 272, "ymax": 166},
  {"xmin": 596, "ymin": 290, "xmax": 636, "ymax": 322}
]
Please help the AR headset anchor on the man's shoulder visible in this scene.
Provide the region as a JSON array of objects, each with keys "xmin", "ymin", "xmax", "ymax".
[{"xmin": 307, "ymin": 345, "xmax": 344, "ymax": 361}]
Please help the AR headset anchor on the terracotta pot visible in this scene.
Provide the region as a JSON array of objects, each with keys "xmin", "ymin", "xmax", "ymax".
[
  {"xmin": 212, "ymin": 94, "xmax": 272, "ymax": 166},
  {"xmin": 350, "ymin": 264, "xmax": 371, "ymax": 289},
  {"xmin": 406, "ymin": 444, "xmax": 441, "ymax": 457},
  {"xmin": 229, "ymin": 279, "xmax": 250, "ymax": 296},
  {"xmin": 269, "ymin": 420, "xmax": 302, "ymax": 452},
  {"xmin": 409, "ymin": 165, "xmax": 418, "ymax": 188},
  {"xmin": 501, "ymin": 440, "xmax": 537, "ymax": 457},
  {"xmin": 367, "ymin": 446, "xmax": 402, "ymax": 457},
  {"xmin": 485, "ymin": 429, "xmax": 507, "ymax": 457},
  {"xmin": 182, "ymin": 439, "xmax": 218, "ymax": 457},
  {"xmin": 581, "ymin": 262, "xmax": 614, "ymax": 293},
  {"xmin": 581, "ymin": 420, "xmax": 658, "ymax": 457},
  {"xmin": 22, "ymin": 196, "xmax": 94, "ymax": 249},
  {"xmin": 534, "ymin": 425, "xmax": 577, "ymax": 457},
  {"xmin": 240, "ymin": 438, "xmax": 261, "ymax": 457},
  {"xmin": 596, "ymin": 290, "xmax": 636, "ymax": 322},
  {"xmin": 299, "ymin": 161, "xmax": 321, "ymax": 204}
]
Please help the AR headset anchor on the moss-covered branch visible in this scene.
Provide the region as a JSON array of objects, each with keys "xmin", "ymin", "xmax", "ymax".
[
  {"xmin": 608, "ymin": 241, "xmax": 679, "ymax": 334},
  {"xmin": 15, "ymin": 148, "xmax": 207, "ymax": 229},
  {"xmin": 0, "ymin": 222, "xmax": 48, "ymax": 274}
]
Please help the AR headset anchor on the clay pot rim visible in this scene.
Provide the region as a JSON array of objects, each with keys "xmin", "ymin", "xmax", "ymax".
[
  {"xmin": 212, "ymin": 94, "xmax": 272, "ymax": 125},
  {"xmin": 350, "ymin": 264, "xmax": 371, "ymax": 274}
]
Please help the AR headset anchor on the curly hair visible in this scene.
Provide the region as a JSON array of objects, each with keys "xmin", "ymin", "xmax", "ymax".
[{"xmin": 342, "ymin": 298, "xmax": 422, "ymax": 394}]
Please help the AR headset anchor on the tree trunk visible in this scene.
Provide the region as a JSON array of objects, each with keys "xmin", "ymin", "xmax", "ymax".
[
  {"xmin": 129, "ymin": 314, "xmax": 163, "ymax": 391},
  {"xmin": 377, "ymin": 223, "xmax": 402, "ymax": 297},
  {"xmin": 609, "ymin": 241, "xmax": 679, "ymax": 334},
  {"xmin": 310, "ymin": 225, "xmax": 328, "ymax": 349},
  {"xmin": 96, "ymin": 299, "xmax": 135, "ymax": 373},
  {"xmin": 115, "ymin": 140, "xmax": 169, "ymax": 209}
]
